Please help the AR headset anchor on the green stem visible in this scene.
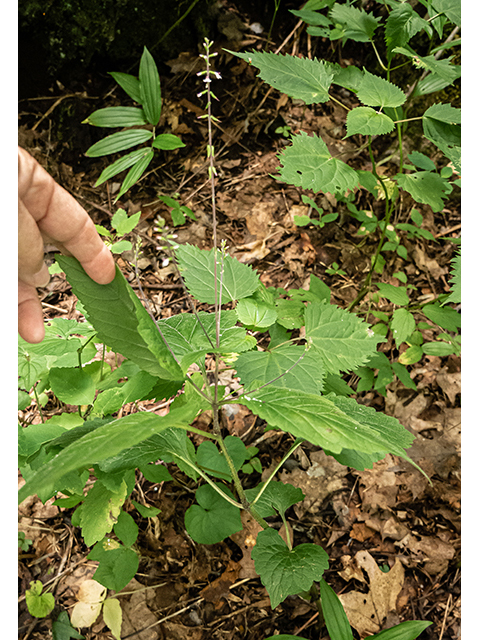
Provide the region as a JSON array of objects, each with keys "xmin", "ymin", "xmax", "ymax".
[
  {"xmin": 251, "ymin": 439, "xmax": 304, "ymax": 508},
  {"xmin": 327, "ymin": 93, "xmax": 351, "ymax": 112},
  {"xmin": 371, "ymin": 40, "xmax": 388, "ymax": 71}
]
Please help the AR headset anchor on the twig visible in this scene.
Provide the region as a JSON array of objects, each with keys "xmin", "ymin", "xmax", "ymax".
[{"xmin": 438, "ymin": 592, "xmax": 453, "ymax": 640}]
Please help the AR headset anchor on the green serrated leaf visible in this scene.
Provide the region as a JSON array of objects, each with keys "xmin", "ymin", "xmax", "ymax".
[
  {"xmin": 184, "ymin": 484, "xmax": 242, "ymax": 544},
  {"xmin": 74, "ymin": 479, "xmax": 127, "ymax": 546},
  {"xmin": 109, "ymin": 72, "xmax": 142, "ymax": 103},
  {"xmin": 431, "ymin": 0, "xmax": 460, "ymax": 27},
  {"xmin": 19, "ymin": 401, "xmax": 204, "ymax": 504},
  {"xmin": 391, "ymin": 308, "xmax": 416, "ymax": 347},
  {"xmin": 239, "ymin": 387, "xmax": 413, "ymax": 457},
  {"xmin": 152, "ymin": 133, "xmax": 185, "ymax": 150},
  {"xmin": 320, "ymin": 578, "xmax": 354, "ymax": 640},
  {"xmin": 102, "ymin": 598, "xmax": 122, "ymax": 640},
  {"xmin": 393, "ymin": 47, "xmax": 459, "ymax": 85},
  {"xmin": 346, "ymin": 106, "xmax": 395, "ymax": 136},
  {"xmin": 305, "ymin": 301, "xmax": 379, "ymax": 375},
  {"xmin": 276, "ymin": 131, "xmax": 359, "ymax": 196},
  {"xmin": 385, "ymin": 3, "xmax": 430, "ymax": 55},
  {"xmin": 139, "ymin": 47, "xmax": 162, "ymax": 125},
  {"xmin": 86, "ymin": 129, "xmax": 153, "ymax": 157},
  {"xmin": 196, "ymin": 436, "xmax": 247, "ymax": 481},
  {"xmin": 175, "ymin": 245, "xmax": 259, "ymax": 304},
  {"xmin": 329, "ymin": 3, "xmax": 380, "ymax": 42},
  {"xmin": 56, "ymin": 256, "xmax": 183, "ymax": 381},
  {"xmin": 246, "ymin": 481, "xmax": 304, "ymax": 518},
  {"xmin": 89, "ymin": 545, "xmax": 139, "ymax": 591},
  {"xmin": 235, "ymin": 345, "xmax": 325, "ymax": 395},
  {"xmin": 445, "ymin": 249, "xmax": 460, "ymax": 304},
  {"xmin": 236, "ymin": 297, "xmax": 277, "ymax": 329},
  {"xmin": 139, "ymin": 463, "xmax": 173, "ymax": 484},
  {"xmin": 230, "ymin": 50, "xmax": 334, "ymax": 104},
  {"xmin": 49, "ymin": 367, "xmax": 96, "ymax": 406},
  {"xmin": 252, "ymin": 528, "xmax": 329, "ymax": 608},
  {"xmin": 391, "ymin": 362, "xmax": 417, "ymax": 390},
  {"xmin": 25, "ymin": 581, "xmax": 55, "ymax": 618},
  {"xmin": 357, "ymin": 69, "xmax": 406, "ymax": 108},
  {"xmin": 376, "ymin": 283, "xmax": 410, "ymax": 306},
  {"xmin": 396, "ymin": 171, "xmax": 450, "ymax": 212},
  {"xmin": 422, "ymin": 302, "xmax": 460, "ymax": 332},
  {"xmin": 83, "ymin": 106, "xmax": 147, "ymax": 128}
]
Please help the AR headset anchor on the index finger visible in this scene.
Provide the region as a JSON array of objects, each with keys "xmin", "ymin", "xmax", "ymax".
[{"xmin": 18, "ymin": 147, "xmax": 116, "ymax": 284}]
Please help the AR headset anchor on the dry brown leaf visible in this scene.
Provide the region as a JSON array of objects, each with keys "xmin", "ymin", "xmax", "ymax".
[
  {"xmin": 71, "ymin": 579, "xmax": 106, "ymax": 629},
  {"xmin": 230, "ymin": 510, "xmax": 263, "ymax": 579},
  {"xmin": 436, "ymin": 368, "xmax": 461, "ymax": 405},
  {"xmin": 356, "ymin": 455, "xmax": 400, "ymax": 511},
  {"xmin": 395, "ymin": 534, "xmax": 456, "ymax": 576},
  {"xmin": 339, "ymin": 550, "xmax": 404, "ymax": 637},
  {"xmin": 200, "ymin": 559, "xmax": 241, "ymax": 603},
  {"xmin": 119, "ymin": 578, "xmax": 159, "ymax": 640}
]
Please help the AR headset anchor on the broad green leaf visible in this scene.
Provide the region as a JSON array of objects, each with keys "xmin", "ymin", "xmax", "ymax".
[
  {"xmin": 407, "ymin": 151, "xmax": 436, "ymax": 172},
  {"xmin": 18, "ymin": 402, "xmax": 202, "ymax": 503},
  {"xmin": 422, "ymin": 341, "xmax": 456, "ymax": 356},
  {"xmin": 375, "ymin": 283, "xmax": 410, "ymax": 306},
  {"xmin": 236, "ymin": 297, "xmax": 277, "ymax": 329},
  {"xmin": 276, "ymin": 131, "xmax": 359, "ymax": 196},
  {"xmin": 391, "ymin": 362, "xmax": 417, "ymax": 391},
  {"xmin": 393, "ymin": 47, "xmax": 459, "ymax": 84},
  {"xmin": 346, "ymin": 107, "xmax": 395, "ymax": 136},
  {"xmin": 132, "ymin": 500, "xmax": 161, "ymax": 518},
  {"xmin": 327, "ymin": 394, "xmax": 415, "ymax": 462},
  {"xmin": 230, "ymin": 50, "xmax": 334, "ymax": 104},
  {"xmin": 157, "ymin": 310, "xmax": 254, "ymax": 371},
  {"xmin": 139, "ymin": 463, "xmax": 173, "ymax": 484},
  {"xmin": 309, "ymin": 273, "xmax": 331, "ymax": 303},
  {"xmin": 413, "ymin": 68, "xmax": 461, "ymax": 97},
  {"xmin": 304, "ymin": 301, "xmax": 379, "ymax": 375},
  {"xmin": 109, "ymin": 72, "xmax": 142, "ymax": 103},
  {"xmin": 423, "ymin": 103, "xmax": 461, "ymax": 168},
  {"xmin": 422, "ymin": 302, "xmax": 460, "ymax": 332},
  {"xmin": 391, "ymin": 308, "xmax": 416, "ymax": 347},
  {"xmin": 52, "ymin": 611, "xmax": 85, "ymax": 640},
  {"xmin": 102, "ymin": 598, "xmax": 122, "ymax": 640},
  {"xmin": 83, "ymin": 106, "xmax": 147, "ymax": 128},
  {"xmin": 357, "ymin": 70, "xmax": 406, "ymax": 108},
  {"xmin": 175, "ymin": 244, "xmax": 259, "ymax": 304},
  {"xmin": 92, "ymin": 370, "xmax": 158, "ymax": 417},
  {"xmin": 399, "ymin": 345, "xmax": 423, "ymax": 365},
  {"xmin": 111, "ymin": 209, "xmax": 141, "ymax": 235},
  {"xmin": 49, "ymin": 367, "xmax": 96, "ymax": 405},
  {"xmin": 252, "ymin": 528, "xmax": 329, "ymax": 609},
  {"xmin": 197, "ymin": 437, "xmax": 247, "ymax": 480},
  {"xmin": 116, "ymin": 149, "xmax": 154, "ymax": 200},
  {"xmin": 235, "ymin": 345, "xmax": 325, "ymax": 395},
  {"xmin": 114, "ymin": 511, "xmax": 139, "ymax": 547},
  {"xmin": 385, "ymin": 3, "xmax": 430, "ymax": 55},
  {"xmin": 325, "ymin": 447, "xmax": 385, "ymax": 471},
  {"xmin": 326, "ymin": 61, "xmax": 364, "ymax": 92},
  {"xmin": 18, "ymin": 389, "xmax": 31, "ymax": 411},
  {"xmin": 184, "ymin": 484, "xmax": 242, "ymax": 544},
  {"xmin": 245, "ymin": 481, "xmax": 304, "ymax": 518},
  {"xmin": 239, "ymin": 387, "xmax": 413, "ymax": 456},
  {"xmin": 111, "ymin": 240, "xmax": 132, "ymax": 254},
  {"xmin": 319, "ymin": 578, "xmax": 354, "ymax": 640},
  {"xmin": 396, "ymin": 171, "xmax": 450, "ymax": 212},
  {"xmin": 369, "ymin": 619, "xmax": 432, "ymax": 640},
  {"xmin": 431, "ymin": 0, "xmax": 460, "ymax": 27},
  {"xmin": 329, "ymin": 3, "xmax": 380, "ymax": 42},
  {"xmin": 74, "ymin": 480, "xmax": 127, "ymax": 546},
  {"xmin": 85, "ymin": 129, "xmax": 153, "ymax": 157},
  {"xmin": 152, "ymin": 133, "xmax": 185, "ymax": 150},
  {"xmin": 88, "ymin": 544, "xmax": 139, "ymax": 591},
  {"xmin": 25, "ymin": 581, "xmax": 55, "ymax": 618},
  {"xmin": 94, "ymin": 149, "xmax": 150, "ymax": 187},
  {"xmin": 98, "ymin": 424, "xmax": 199, "ymax": 479},
  {"xmin": 275, "ymin": 297, "xmax": 305, "ymax": 329},
  {"xmin": 56, "ymin": 256, "xmax": 183, "ymax": 381},
  {"xmin": 139, "ymin": 47, "xmax": 162, "ymax": 125}
]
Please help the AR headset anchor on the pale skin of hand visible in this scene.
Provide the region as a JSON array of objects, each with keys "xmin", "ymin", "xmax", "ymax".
[{"xmin": 18, "ymin": 146, "xmax": 116, "ymax": 343}]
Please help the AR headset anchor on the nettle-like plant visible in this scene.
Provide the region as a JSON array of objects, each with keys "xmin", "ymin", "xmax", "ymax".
[{"xmin": 18, "ymin": 27, "xmax": 458, "ymax": 637}]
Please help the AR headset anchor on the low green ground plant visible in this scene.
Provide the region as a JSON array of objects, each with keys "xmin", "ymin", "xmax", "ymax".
[{"xmin": 19, "ymin": 1, "xmax": 461, "ymax": 632}]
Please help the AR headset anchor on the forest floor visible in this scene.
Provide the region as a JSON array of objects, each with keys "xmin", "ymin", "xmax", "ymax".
[{"xmin": 18, "ymin": 8, "xmax": 460, "ymax": 640}]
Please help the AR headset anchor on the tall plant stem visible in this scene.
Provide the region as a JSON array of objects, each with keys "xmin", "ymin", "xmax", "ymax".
[{"xmin": 347, "ymin": 138, "xmax": 392, "ymax": 312}]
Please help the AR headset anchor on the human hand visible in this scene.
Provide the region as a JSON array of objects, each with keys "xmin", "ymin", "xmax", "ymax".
[{"xmin": 18, "ymin": 146, "xmax": 116, "ymax": 343}]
